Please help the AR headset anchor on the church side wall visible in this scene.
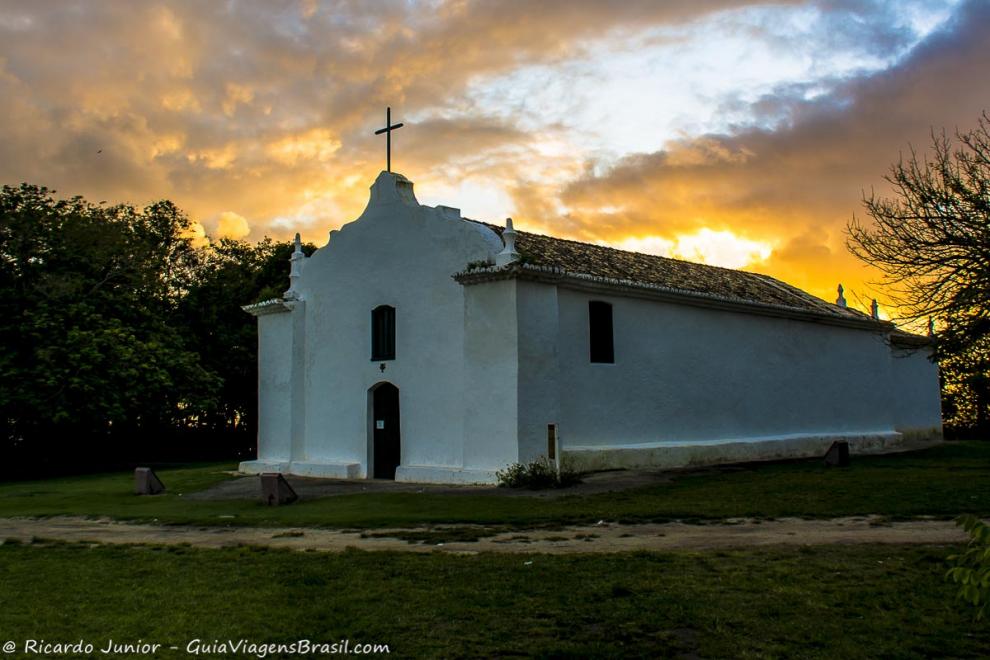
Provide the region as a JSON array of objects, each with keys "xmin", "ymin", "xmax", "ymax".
[
  {"xmin": 462, "ymin": 279, "xmax": 521, "ymax": 472},
  {"xmin": 289, "ymin": 302, "xmax": 307, "ymax": 461},
  {"xmin": 553, "ymin": 288, "xmax": 901, "ymax": 469},
  {"xmin": 515, "ymin": 281, "xmax": 561, "ymax": 464},
  {"xmin": 256, "ymin": 313, "xmax": 293, "ymax": 463},
  {"xmin": 889, "ymin": 344, "xmax": 943, "ymax": 441}
]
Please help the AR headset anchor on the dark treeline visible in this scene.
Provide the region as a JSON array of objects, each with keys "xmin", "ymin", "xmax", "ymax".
[{"xmin": 0, "ymin": 184, "xmax": 314, "ymax": 479}]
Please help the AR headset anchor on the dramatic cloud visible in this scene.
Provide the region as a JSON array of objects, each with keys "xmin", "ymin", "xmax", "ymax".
[
  {"xmin": 0, "ymin": 0, "xmax": 982, "ymax": 314},
  {"xmin": 545, "ymin": 0, "xmax": 989, "ymax": 305},
  {"xmin": 215, "ymin": 211, "xmax": 251, "ymax": 240},
  {"xmin": 0, "ymin": 0, "xmax": 788, "ymax": 228}
]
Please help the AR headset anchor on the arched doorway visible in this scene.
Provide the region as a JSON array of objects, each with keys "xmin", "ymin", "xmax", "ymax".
[{"xmin": 370, "ymin": 383, "xmax": 401, "ymax": 479}]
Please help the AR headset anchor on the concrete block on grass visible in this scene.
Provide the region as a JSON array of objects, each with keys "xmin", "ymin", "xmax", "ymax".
[
  {"xmin": 260, "ymin": 473, "xmax": 298, "ymax": 506},
  {"xmin": 134, "ymin": 467, "xmax": 166, "ymax": 495},
  {"xmin": 824, "ymin": 441, "xmax": 850, "ymax": 467}
]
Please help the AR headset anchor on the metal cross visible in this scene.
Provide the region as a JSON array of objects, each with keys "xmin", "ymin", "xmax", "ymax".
[{"xmin": 374, "ymin": 106, "xmax": 404, "ymax": 173}]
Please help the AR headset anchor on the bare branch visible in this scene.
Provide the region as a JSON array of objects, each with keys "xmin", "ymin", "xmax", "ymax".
[{"xmin": 845, "ymin": 112, "xmax": 990, "ymax": 349}]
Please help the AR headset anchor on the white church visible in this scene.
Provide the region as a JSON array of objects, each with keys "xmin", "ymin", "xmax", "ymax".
[{"xmin": 239, "ymin": 170, "xmax": 942, "ymax": 484}]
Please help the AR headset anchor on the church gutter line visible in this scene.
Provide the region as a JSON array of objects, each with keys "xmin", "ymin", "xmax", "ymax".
[{"xmin": 453, "ymin": 263, "xmax": 901, "ymax": 334}]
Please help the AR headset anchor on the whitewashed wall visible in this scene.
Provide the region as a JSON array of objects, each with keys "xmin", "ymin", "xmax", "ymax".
[
  {"xmin": 515, "ymin": 281, "xmax": 561, "ymax": 463},
  {"xmin": 250, "ymin": 172, "xmax": 505, "ymax": 482},
  {"xmin": 462, "ymin": 279, "xmax": 521, "ymax": 475},
  {"xmin": 889, "ymin": 343, "xmax": 943, "ymax": 440},
  {"xmin": 544, "ymin": 287, "xmax": 937, "ymax": 470},
  {"xmin": 255, "ymin": 312, "xmax": 293, "ymax": 467}
]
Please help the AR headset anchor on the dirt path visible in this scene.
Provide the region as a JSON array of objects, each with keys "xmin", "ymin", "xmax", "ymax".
[{"xmin": 0, "ymin": 516, "xmax": 969, "ymax": 554}]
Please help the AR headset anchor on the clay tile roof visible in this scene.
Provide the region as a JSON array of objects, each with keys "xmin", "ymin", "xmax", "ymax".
[{"xmin": 476, "ymin": 222, "xmax": 872, "ymax": 322}]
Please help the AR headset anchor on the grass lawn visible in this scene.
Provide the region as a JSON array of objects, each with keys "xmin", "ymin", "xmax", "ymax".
[
  {"xmin": 0, "ymin": 541, "xmax": 986, "ymax": 658},
  {"xmin": 0, "ymin": 441, "xmax": 987, "ymax": 528}
]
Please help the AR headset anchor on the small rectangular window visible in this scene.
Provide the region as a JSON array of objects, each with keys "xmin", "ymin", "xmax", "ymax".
[
  {"xmin": 372, "ymin": 305, "xmax": 395, "ymax": 360},
  {"xmin": 589, "ymin": 300, "xmax": 614, "ymax": 363}
]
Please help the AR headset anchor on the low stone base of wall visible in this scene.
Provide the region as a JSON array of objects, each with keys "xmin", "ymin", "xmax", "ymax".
[
  {"xmin": 396, "ymin": 465, "xmax": 499, "ymax": 484},
  {"xmin": 564, "ymin": 430, "xmax": 943, "ymax": 473},
  {"xmin": 238, "ymin": 459, "xmax": 362, "ymax": 479},
  {"xmin": 241, "ymin": 427, "xmax": 944, "ymax": 484},
  {"xmin": 895, "ymin": 426, "xmax": 944, "ymax": 447},
  {"xmin": 239, "ymin": 460, "xmax": 498, "ymax": 483}
]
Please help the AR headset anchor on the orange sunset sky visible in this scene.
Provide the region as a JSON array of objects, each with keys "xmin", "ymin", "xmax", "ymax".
[{"xmin": 1, "ymin": 0, "xmax": 988, "ymax": 317}]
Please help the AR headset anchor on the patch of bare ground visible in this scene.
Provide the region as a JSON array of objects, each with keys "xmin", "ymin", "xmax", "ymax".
[{"xmin": 0, "ymin": 515, "xmax": 970, "ymax": 554}]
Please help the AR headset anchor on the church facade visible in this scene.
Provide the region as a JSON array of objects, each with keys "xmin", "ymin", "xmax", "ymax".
[{"xmin": 239, "ymin": 171, "xmax": 942, "ymax": 483}]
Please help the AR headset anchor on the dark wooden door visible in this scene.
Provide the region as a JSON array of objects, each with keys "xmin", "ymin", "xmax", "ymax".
[{"xmin": 373, "ymin": 384, "xmax": 401, "ymax": 479}]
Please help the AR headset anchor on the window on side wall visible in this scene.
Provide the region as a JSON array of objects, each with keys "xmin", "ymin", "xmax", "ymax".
[
  {"xmin": 589, "ymin": 300, "xmax": 614, "ymax": 363},
  {"xmin": 372, "ymin": 305, "xmax": 395, "ymax": 361}
]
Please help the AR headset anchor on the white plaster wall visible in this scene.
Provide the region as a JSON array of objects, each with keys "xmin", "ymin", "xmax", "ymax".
[
  {"xmin": 553, "ymin": 287, "xmax": 897, "ymax": 452},
  {"xmin": 889, "ymin": 344, "xmax": 943, "ymax": 439},
  {"xmin": 292, "ymin": 172, "xmax": 504, "ymax": 478},
  {"xmin": 256, "ymin": 312, "xmax": 293, "ymax": 462},
  {"xmin": 288, "ymin": 302, "xmax": 307, "ymax": 460},
  {"xmin": 462, "ymin": 279, "xmax": 520, "ymax": 472},
  {"xmin": 515, "ymin": 281, "xmax": 561, "ymax": 463}
]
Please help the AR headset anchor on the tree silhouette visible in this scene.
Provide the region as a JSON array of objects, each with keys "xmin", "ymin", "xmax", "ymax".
[{"xmin": 847, "ymin": 113, "xmax": 990, "ymax": 432}]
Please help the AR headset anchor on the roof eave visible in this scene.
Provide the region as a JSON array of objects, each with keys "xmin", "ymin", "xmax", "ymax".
[
  {"xmin": 889, "ymin": 331, "xmax": 933, "ymax": 347},
  {"xmin": 454, "ymin": 264, "xmax": 893, "ymax": 333},
  {"xmin": 242, "ymin": 298, "xmax": 297, "ymax": 316}
]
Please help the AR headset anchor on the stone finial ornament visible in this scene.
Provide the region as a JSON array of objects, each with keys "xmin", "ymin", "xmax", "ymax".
[
  {"xmin": 285, "ymin": 233, "xmax": 304, "ymax": 300},
  {"xmin": 495, "ymin": 217, "xmax": 520, "ymax": 267},
  {"xmin": 836, "ymin": 284, "xmax": 847, "ymax": 307},
  {"xmin": 871, "ymin": 299, "xmax": 879, "ymax": 320}
]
